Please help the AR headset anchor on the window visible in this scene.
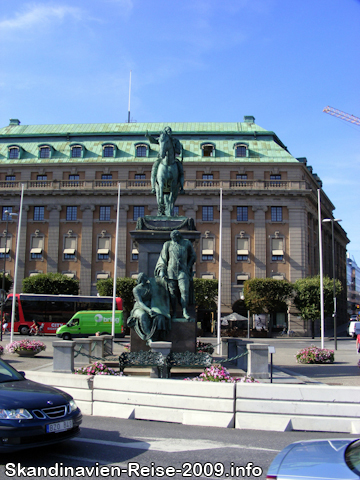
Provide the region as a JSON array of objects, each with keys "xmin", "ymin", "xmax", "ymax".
[
  {"xmin": 270, "ymin": 174, "xmax": 281, "ymax": 187},
  {"xmin": 100, "ymin": 174, "xmax": 112, "ymax": 186},
  {"xmin": 68, "ymin": 174, "xmax": 79, "ymax": 186},
  {"xmin": 237, "ymin": 237, "xmax": 249, "ymax": 261},
  {"xmin": 202, "ymin": 237, "xmax": 214, "ymax": 261},
  {"xmin": 235, "ymin": 145, "xmax": 247, "ymax": 157},
  {"xmin": 66, "ymin": 206, "xmax": 77, "ymax": 221},
  {"xmin": 134, "ymin": 174, "xmax": 146, "ymax": 186},
  {"xmin": 202, "ymin": 144, "xmax": 215, "ymax": 157},
  {"xmin": 97, "ymin": 236, "xmax": 110, "ymax": 260},
  {"xmin": 5, "ymin": 175, "xmax": 15, "ymax": 182},
  {"xmin": 271, "ymin": 237, "xmax": 284, "ymax": 261},
  {"xmin": 39, "ymin": 146, "xmax": 51, "ymax": 159},
  {"xmin": 236, "ymin": 174, "xmax": 247, "ymax": 187},
  {"xmin": 133, "ymin": 206, "xmax": 144, "ymax": 221},
  {"xmin": 2, "ymin": 207, "xmax": 13, "ymax": 221},
  {"xmin": 132, "ymin": 242, "xmax": 139, "ymax": 261},
  {"xmin": 8, "ymin": 147, "xmax": 19, "ymax": 159},
  {"xmin": 34, "ymin": 206, "xmax": 44, "ymax": 221},
  {"xmin": 63, "ymin": 237, "xmax": 76, "ymax": 260},
  {"xmin": 271, "ymin": 206, "xmax": 283, "ymax": 222},
  {"xmin": 103, "ymin": 145, "xmax": 114, "ymax": 158},
  {"xmin": 202, "ymin": 206, "xmax": 214, "ymax": 221},
  {"xmin": 100, "ymin": 206, "xmax": 111, "ymax": 221},
  {"xmin": 136, "ymin": 145, "xmax": 147, "ymax": 157},
  {"xmin": 37, "ymin": 175, "xmax": 47, "ymax": 181},
  {"xmin": 30, "ymin": 236, "xmax": 44, "ymax": 260},
  {"xmin": 237, "ymin": 206, "xmax": 248, "ymax": 222},
  {"xmin": 0, "ymin": 234, "xmax": 11, "ymax": 259},
  {"xmin": 71, "ymin": 146, "xmax": 83, "ymax": 158},
  {"xmin": 202, "ymin": 174, "xmax": 213, "ymax": 186},
  {"xmin": 236, "ymin": 274, "xmax": 249, "ymax": 298}
]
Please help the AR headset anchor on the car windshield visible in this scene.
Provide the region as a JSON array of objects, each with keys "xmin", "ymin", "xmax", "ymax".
[
  {"xmin": 345, "ymin": 440, "xmax": 360, "ymax": 475},
  {"xmin": 0, "ymin": 360, "xmax": 25, "ymax": 383}
]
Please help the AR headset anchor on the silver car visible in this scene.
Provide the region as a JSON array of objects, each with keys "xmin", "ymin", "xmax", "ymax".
[{"xmin": 266, "ymin": 438, "xmax": 360, "ymax": 479}]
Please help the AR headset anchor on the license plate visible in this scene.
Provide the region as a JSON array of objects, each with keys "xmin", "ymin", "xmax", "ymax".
[{"xmin": 46, "ymin": 419, "xmax": 73, "ymax": 433}]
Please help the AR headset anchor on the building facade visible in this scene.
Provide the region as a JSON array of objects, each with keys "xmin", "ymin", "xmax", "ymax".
[
  {"xmin": 347, "ymin": 254, "xmax": 360, "ymax": 317},
  {"xmin": 0, "ymin": 117, "xmax": 349, "ymax": 333}
]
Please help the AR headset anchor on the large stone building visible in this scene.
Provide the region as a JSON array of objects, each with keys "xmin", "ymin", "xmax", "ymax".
[{"xmin": 0, "ymin": 117, "xmax": 349, "ymax": 334}]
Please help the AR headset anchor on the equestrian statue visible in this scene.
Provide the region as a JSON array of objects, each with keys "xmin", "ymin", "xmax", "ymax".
[{"xmin": 146, "ymin": 127, "xmax": 184, "ymax": 217}]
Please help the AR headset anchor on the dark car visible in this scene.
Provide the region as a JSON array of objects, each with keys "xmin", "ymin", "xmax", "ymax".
[
  {"xmin": 0, "ymin": 359, "xmax": 82, "ymax": 451},
  {"xmin": 266, "ymin": 438, "xmax": 360, "ymax": 479}
]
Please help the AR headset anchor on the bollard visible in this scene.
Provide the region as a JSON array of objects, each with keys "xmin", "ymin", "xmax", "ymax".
[
  {"xmin": 247, "ymin": 343, "xmax": 269, "ymax": 379},
  {"xmin": 221, "ymin": 338, "xmax": 229, "ymax": 357},
  {"xmin": 91, "ymin": 336, "xmax": 104, "ymax": 360},
  {"xmin": 102, "ymin": 335, "xmax": 113, "ymax": 356},
  {"xmin": 74, "ymin": 339, "xmax": 92, "ymax": 365},
  {"xmin": 227, "ymin": 338, "xmax": 238, "ymax": 364},
  {"xmin": 236, "ymin": 341, "xmax": 248, "ymax": 371},
  {"xmin": 148, "ymin": 341, "xmax": 172, "ymax": 378},
  {"xmin": 53, "ymin": 341, "xmax": 76, "ymax": 373}
]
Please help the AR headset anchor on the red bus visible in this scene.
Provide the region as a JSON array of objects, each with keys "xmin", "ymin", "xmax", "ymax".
[{"xmin": 3, "ymin": 294, "xmax": 123, "ymax": 335}]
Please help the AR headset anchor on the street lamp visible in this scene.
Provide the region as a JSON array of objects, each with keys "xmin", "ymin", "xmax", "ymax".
[
  {"xmin": 0, "ymin": 210, "xmax": 18, "ymax": 341},
  {"xmin": 322, "ymin": 218, "xmax": 342, "ymax": 350}
]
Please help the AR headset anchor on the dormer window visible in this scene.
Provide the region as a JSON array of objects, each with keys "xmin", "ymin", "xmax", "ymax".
[
  {"xmin": 70, "ymin": 144, "xmax": 84, "ymax": 158},
  {"xmin": 135, "ymin": 144, "xmax": 148, "ymax": 158},
  {"xmin": 201, "ymin": 143, "xmax": 215, "ymax": 157},
  {"xmin": 39, "ymin": 145, "xmax": 52, "ymax": 159},
  {"xmin": 234, "ymin": 143, "xmax": 248, "ymax": 158},
  {"xmin": 102, "ymin": 144, "xmax": 116, "ymax": 158},
  {"xmin": 8, "ymin": 146, "xmax": 21, "ymax": 160}
]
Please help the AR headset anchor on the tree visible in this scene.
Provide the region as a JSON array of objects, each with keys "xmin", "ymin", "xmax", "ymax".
[
  {"xmin": 243, "ymin": 278, "xmax": 293, "ymax": 315},
  {"xmin": 22, "ymin": 273, "xmax": 79, "ymax": 295},
  {"xmin": 0, "ymin": 273, "xmax": 13, "ymax": 294},
  {"xmin": 293, "ymin": 275, "xmax": 342, "ymax": 337},
  {"xmin": 96, "ymin": 277, "xmax": 137, "ymax": 314},
  {"xmin": 193, "ymin": 278, "xmax": 218, "ymax": 311}
]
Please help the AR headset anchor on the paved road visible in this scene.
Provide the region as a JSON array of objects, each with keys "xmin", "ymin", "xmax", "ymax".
[{"xmin": 0, "ymin": 415, "xmax": 358, "ymax": 480}]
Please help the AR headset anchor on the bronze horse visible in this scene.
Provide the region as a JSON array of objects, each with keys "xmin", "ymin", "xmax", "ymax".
[{"xmin": 155, "ymin": 131, "xmax": 181, "ymax": 216}]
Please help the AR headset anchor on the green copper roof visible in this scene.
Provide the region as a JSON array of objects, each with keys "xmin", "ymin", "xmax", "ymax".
[{"xmin": 0, "ymin": 119, "xmax": 297, "ymax": 165}]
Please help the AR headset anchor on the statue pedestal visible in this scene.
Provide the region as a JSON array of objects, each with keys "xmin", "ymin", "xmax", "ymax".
[
  {"xmin": 130, "ymin": 216, "xmax": 200, "ymax": 278},
  {"xmin": 130, "ymin": 319, "xmax": 196, "ymax": 353}
]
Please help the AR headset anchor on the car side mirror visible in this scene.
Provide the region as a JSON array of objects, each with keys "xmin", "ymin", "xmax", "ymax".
[{"xmin": 18, "ymin": 371, "xmax": 26, "ymax": 377}]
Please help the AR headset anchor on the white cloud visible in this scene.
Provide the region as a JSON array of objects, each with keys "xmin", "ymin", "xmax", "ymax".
[{"xmin": 0, "ymin": 4, "xmax": 82, "ymax": 32}]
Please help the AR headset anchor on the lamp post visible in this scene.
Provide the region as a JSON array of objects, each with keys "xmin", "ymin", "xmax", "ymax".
[
  {"xmin": 0, "ymin": 210, "xmax": 18, "ymax": 341},
  {"xmin": 322, "ymin": 218, "xmax": 342, "ymax": 350}
]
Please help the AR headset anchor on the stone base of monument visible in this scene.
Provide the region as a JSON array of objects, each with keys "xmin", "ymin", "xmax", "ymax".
[{"xmin": 131, "ymin": 320, "xmax": 196, "ymax": 353}]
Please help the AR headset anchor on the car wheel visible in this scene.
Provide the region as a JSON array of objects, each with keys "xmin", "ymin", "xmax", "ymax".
[
  {"xmin": 19, "ymin": 326, "xmax": 30, "ymax": 335},
  {"xmin": 62, "ymin": 333, "xmax": 72, "ymax": 340}
]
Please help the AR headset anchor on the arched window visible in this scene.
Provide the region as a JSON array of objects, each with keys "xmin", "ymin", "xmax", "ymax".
[
  {"xmin": 135, "ymin": 144, "xmax": 148, "ymax": 157},
  {"xmin": 102, "ymin": 144, "xmax": 116, "ymax": 158},
  {"xmin": 8, "ymin": 146, "xmax": 20, "ymax": 159},
  {"xmin": 201, "ymin": 143, "xmax": 215, "ymax": 157},
  {"xmin": 70, "ymin": 145, "xmax": 84, "ymax": 158},
  {"xmin": 234, "ymin": 143, "xmax": 248, "ymax": 158},
  {"xmin": 39, "ymin": 146, "xmax": 51, "ymax": 159}
]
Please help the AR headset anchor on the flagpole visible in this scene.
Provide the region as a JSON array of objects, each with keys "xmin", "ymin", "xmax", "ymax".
[
  {"xmin": 10, "ymin": 184, "xmax": 25, "ymax": 344},
  {"xmin": 127, "ymin": 70, "xmax": 132, "ymax": 123},
  {"xmin": 216, "ymin": 188, "xmax": 223, "ymax": 355},
  {"xmin": 318, "ymin": 189, "xmax": 325, "ymax": 348},
  {"xmin": 112, "ymin": 183, "xmax": 121, "ymax": 338}
]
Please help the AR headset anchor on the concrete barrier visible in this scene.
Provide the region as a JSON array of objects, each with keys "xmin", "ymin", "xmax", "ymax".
[
  {"xmin": 92, "ymin": 375, "xmax": 235, "ymax": 428},
  {"xmin": 235, "ymin": 383, "xmax": 360, "ymax": 433},
  {"xmin": 23, "ymin": 371, "xmax": 360, "ymax": 433}
]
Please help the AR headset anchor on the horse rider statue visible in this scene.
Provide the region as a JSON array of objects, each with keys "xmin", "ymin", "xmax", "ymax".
[{"xmin": 145, "ymin": 126, "xmax": 185, "ymax": 216}]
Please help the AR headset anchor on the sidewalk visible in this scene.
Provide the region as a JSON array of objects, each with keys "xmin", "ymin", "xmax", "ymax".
[{"xmin": 1, "ymin": 335, "xmax": 360, "ymax": 386}]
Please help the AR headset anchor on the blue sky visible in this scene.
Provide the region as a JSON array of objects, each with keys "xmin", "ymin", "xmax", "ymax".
[{"xmin": 1, "ymin": 0, "xmax": 359, "ymax": 259}]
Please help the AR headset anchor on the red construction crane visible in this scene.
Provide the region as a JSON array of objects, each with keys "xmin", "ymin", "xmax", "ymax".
[{"xmin": 323, "ymin": 106, "xmax": 360, "ymax": 126}]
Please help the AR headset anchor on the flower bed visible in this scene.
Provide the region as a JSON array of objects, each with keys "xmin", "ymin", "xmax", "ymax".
[
  {"xmin": 186, "ymin": 364, "xmax": 258, "ymax": 383},
  {"xmin": 295, "ymin": 345, "xmax": 334, "ymax": 364},
  {"xmin": 6, "ymin": 339, "xmax": 46, "ymax": 355},
  {"xmin": 196, "ymin": 341, "xmax": 214, "ymax": 355},
  {"xmin": 75, "ymin": 361, "xmax": 123, "ymax": 376}
]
